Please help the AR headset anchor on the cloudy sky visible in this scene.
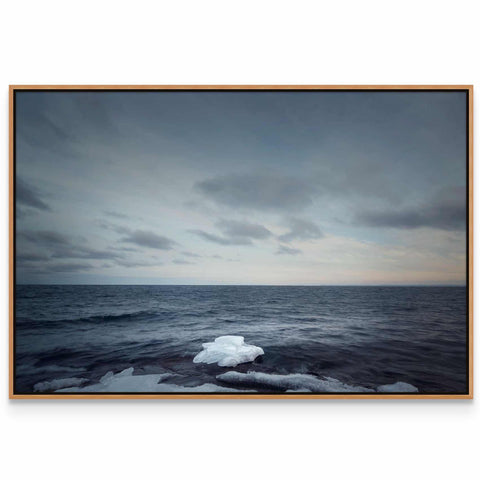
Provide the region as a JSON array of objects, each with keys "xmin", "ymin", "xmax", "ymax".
[{"xmin": 15, "ymin": 90, "xmax": 467, "ymax": 285}]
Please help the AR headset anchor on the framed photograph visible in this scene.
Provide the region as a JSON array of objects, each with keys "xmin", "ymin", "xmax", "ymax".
[{"xmin": 9, "ymin": 85, "xmax": 473, "ymax": 399}]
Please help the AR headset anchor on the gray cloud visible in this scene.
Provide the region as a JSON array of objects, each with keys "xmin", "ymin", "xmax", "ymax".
[
  {"xmin": 18, "ymin": 262, "xmax": 94, "ymax": 274},
  {"xmin": 112, "ymin": 246, "xmax": 138, "ymax": 252},
  {"xmin": 173, "ymin": 259, "xmax": 195, "ymax": 265},
  {"xmin": 45, "ymin": 263, "xmax": 93, "ymax": 273},
  {"xmin": 115, "ymin": 258, "xmax": 163, "ymax": 268},
  {"xmin": 16, "ymin": 208, "xmax": 32, "ymax": 220},
  {"xmin": 216, "ymin": 219, "xmax": 272, "ymax": 239},
  {"xmin": 19, "ymin": 230, "xmax": 70, "ymax": 246},
  {"xmin": 181, "ymin": 251, "xmax": 202, "ymax": 258},
  {"xmin": 194, "ymin": 173, "xmax": 317, "ymax": 211},
  {"xmin": 98, "ymin": 221, "xmax": 176, "ymax": 250},
  {"xmin": 16, "ymin": 178, "xmax": 51, "ymax": 212},
  {"xmin": 95, "ymin": 219, "xmax": 131, "ymax": 235},
  {"xmin": 189, "ymin": 229, "xmax": 252, "ymax": 246},
  {"xmin": 279, "ymin": 218, "xmax": 324, "ymax": 243},
  {"xmin": 103, "ymin": 210, "xmax": 129, "ymax": 219},
  {"xmin": 276, "ymin": 245, "xmax": 302, "ymax": 255},
  {"xmin": 19, "ymin": 230, "xmax": 121, "ymax": 260},
  {"xmin": 17, "ymin": 253, "xmax": 50, "ymax": 264},
  {"xmin": 356, "ymin": 187, "xmax": 466, "ymax": 231},
  {"xmin": 17, "ymin": 227, "xmax": 168, "ymax": 273},
  {"xmin": 17, "ymin": 225, "xmax": 176, "ymax": 278},
  {"xmin": 189, "ymin": 219, "xmax": 273, "ymax": 246},
  {"xmin": 19, "ymin": 109, "xmax": 73, "ymax": 153},
  {"xmin": 121, "ymin": 230, "xmax": 176, "ymax": 250},
  {"xmin": 51, "ymin": 246, "xmax": 121, "ymax": 260}
]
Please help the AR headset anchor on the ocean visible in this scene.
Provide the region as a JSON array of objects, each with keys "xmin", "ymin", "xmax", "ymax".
[{"xmin": 14, "ymin": 285, "xmax": 468, "ymax": 394}]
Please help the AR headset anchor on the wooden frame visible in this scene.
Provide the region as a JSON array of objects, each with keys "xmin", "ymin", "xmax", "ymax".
[{"xmin": 9, "ymin": 85, "xmax": 473, "ymax": 400}]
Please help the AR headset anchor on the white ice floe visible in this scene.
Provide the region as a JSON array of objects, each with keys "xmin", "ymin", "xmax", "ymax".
[
  {"xmin": 34, "ymin": 377, "xmax": 88, "ymax": 392},
  {"xmin": 193, "ymin": 335, "xmax": 264, "ymax": 367},
  {"xmin": 47, "ymin": 367, "xmax": 418, "ymax": 394},
  {"xmin": 217, "ymin": 371, "xmax": 419, "ymax": 393},
  {"xmin": 376, "ymin": 382, "xmax": 419, "ymax": 393},
  {"xmin": 217, "ymin": 371, "xmax": 375, "ymax": 393},
  {"xmin": 56, "ymin": 367, "xmax": 172, "ymax": 392},
  {"xmin": 55, "ymin": 367, "xmax": 251, "ymax": 393}
]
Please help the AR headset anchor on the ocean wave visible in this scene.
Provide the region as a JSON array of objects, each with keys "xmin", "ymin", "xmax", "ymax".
[
  {"xmin": 16, "ymin": 310, "xmax": 159, "ymax": 329},
  {"xmin": 16, "ymin": 364, "xmax": 87, "ymax": 375}
]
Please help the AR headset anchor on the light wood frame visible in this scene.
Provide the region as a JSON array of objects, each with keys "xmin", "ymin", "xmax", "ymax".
[{"xmin": 9, "ymin": 85, "xmax": 474, "ymax": 400}]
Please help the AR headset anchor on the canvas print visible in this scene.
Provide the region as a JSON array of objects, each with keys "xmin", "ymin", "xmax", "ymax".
[{"xmin": 11, "ymin": 87, "xmax": 471, "ymax": 397}]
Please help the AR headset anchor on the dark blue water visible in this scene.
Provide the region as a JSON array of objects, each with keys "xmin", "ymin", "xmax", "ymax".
[{"xmin": 15, "ymin": 285, "xmax": 468, "ymax": 394}]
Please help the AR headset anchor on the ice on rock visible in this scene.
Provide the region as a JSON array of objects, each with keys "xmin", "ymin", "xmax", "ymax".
[
  {"xmin": 193, "ymin": 335, "xmax": 264, "ymax": 367},
  {"xmin": 376, "ymin": 382, "xmax": 419, "ymax": 393},
  {"xmin": 34, "ymin": 377, "xmax": 88, "ymax": 392},
  {"xmin": 56, "ymin": 367, "xmax": 253, "ymax": 393},
  {"xmin": 217, "ymin": 371, "xmax": 375, "ymax": 393}
]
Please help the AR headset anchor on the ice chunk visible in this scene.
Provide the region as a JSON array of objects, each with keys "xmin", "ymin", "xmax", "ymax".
[
  {"xmin": 56, "ymin": 367, "xmax": 173, "ymax": 393},
  {"xmin": 150, "ymin": 383, "xmax": 253, "ymax": 393},
  {"xmin": 34, "ymin": 377, "xmax": 88, "ymax": 392},
  {"xmin": 55, "ymin": 367, "xmax": 254, "ymax": 393},
  {"xmin": 217, "ymin": 371, "xmax": 375, "ymax": 393},
  {"xmin": 377, "ymin": 382, "xmax": 419, "ymax": 393},
  {"xmin": 193, "ymin": 335, "xmax": 264, "ymax": 367}
]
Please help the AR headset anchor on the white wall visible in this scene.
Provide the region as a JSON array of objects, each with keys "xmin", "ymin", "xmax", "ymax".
[{"xmin": 1, "ymin": 2, "xmax": 478, "ymax": 479}]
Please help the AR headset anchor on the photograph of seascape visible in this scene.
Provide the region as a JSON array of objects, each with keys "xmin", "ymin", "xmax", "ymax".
[{"xmin": 12, "ymin": 88, "xmax": 470, "ymax": 396}]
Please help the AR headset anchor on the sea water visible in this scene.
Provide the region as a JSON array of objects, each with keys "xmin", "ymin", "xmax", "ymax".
[{"xmin": 14, "ymin": 285, "xmax": 468, "ymax": 394}]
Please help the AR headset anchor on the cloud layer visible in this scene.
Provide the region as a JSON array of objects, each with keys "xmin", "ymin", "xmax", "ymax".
[
  {"xmin": 121, "ymin": 230, "xmax": 176, "ymax": 250},
  {"xmin": 356, "ymin": 187, "xmax": 466, "ymax": 231},
  {"xmin": 14, "ymin": 90, "xmax": 468, "ymax": 284},
  {"xmin": 279, "ymin": 218, "xmax": 324, "ymax": 242},
  {"xmin": 195, "ymin": 173, "xmax": 317, "ymax": 212},
  {"xmin": 17, "ymin": 178, "xmax": 51, "ymax": 212},
  {"xmin": 189, "ymin": 219, "xmax": 273, "ymax": 246}
]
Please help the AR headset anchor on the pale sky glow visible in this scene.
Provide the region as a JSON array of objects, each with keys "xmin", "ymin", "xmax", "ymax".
[{"xmin": 15, "ymin": 90, "xmax": 467, "ymax": 285}]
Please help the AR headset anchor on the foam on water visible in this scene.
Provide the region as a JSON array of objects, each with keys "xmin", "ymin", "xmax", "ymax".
[{"xmin": 193, "ymin": 335, "xmax": 264, "ymax": 367}]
